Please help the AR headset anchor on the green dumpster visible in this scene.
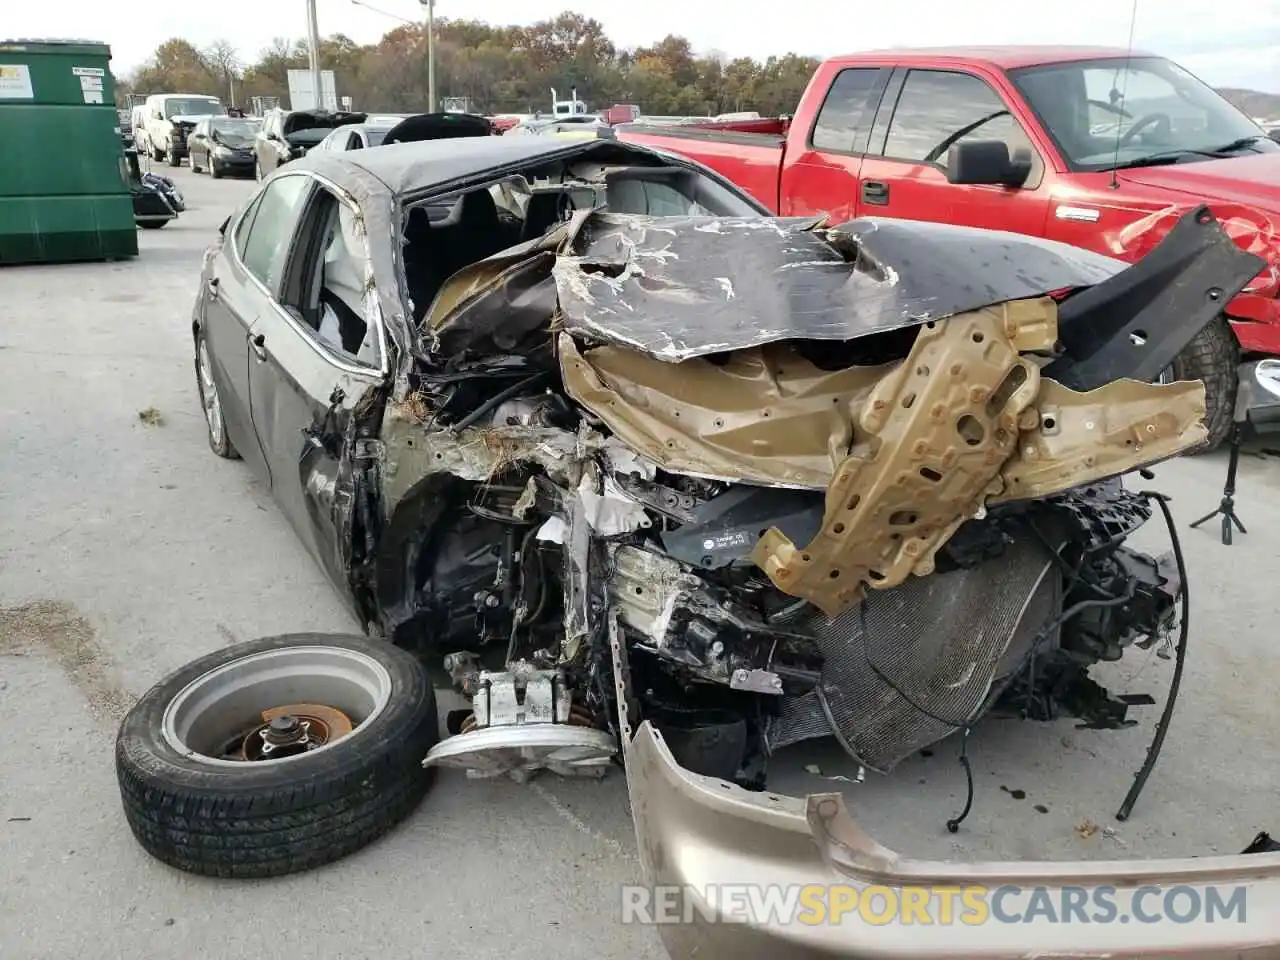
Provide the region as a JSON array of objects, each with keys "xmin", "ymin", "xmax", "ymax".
[{"xmin": 0, "ymin": 38, "xmax": 138, "ymax": 263}]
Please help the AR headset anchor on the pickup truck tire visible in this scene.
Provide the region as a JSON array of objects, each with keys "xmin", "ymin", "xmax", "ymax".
[
  {"xmin": 167, "ymin": 146, "xmax": 182, "ymax": 168},
  {"xmin": 116, "ymin": 633, "xmax": 439, "ymax": 879},
  {"xmin": 1169, "ymin": 317, "xmax": 1238, "ymax": 452}
]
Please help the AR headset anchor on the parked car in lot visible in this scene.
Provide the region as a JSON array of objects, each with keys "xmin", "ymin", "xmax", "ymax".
[
  {"xmin": 618, "ymin": 46, "xmax": 1280, "ymax": 450},
  {"xmin": 254, "ymin": 106, "xmax": 366, "ymax": 179},
  {"xmin": 314, "ymin": 112, "xmax": 493, "ymax": 152},
  {"xmin": 109, "ymin": 133, "xmax": 1280, "ymax": 960},
  {"xmin": 141, "ymin": 92, "xmax": 226, "ymax": 166},
  {"xmin": 116, "ymin": 108, "xmax": 133, "ymax": 149},
  {"xmin": 187, "ymin": 116, "xmax": 260, "ymax": 178}
]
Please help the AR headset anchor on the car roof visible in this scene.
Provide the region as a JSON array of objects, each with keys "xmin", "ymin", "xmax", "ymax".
[
  {"xmin": 294, "ymin": 135, "xmax": 625, "ymax": 198},
  {"xmin": 832, "ymin": 45, "xmax": 1157, "ymax": 71}
]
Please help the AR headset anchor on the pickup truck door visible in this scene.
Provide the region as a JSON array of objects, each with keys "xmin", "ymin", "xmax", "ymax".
[
  {"xmin": 855, "ymin": 68, "xmax": 1051, "ymax": 236},
  {"xmin": 780, "ymin": 67, "xmax": 891, "ymax": 223}
]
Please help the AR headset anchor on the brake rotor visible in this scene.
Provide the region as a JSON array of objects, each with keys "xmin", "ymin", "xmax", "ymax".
[{"xmin": 239, "ymin": 703, "xmax": 355, "ymax": 761}]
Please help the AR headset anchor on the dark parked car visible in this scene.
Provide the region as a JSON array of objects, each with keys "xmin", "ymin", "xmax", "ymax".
[
  {"xmin": 253, "ymin": 107, "xmax": 366, "ymax": 180},
  {"xmin": 188, "ymin": 116, "xmax": 261, "ymax": 178}
]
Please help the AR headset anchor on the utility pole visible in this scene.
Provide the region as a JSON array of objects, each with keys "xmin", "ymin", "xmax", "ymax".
[
  {"xmin": 305, "ymin": 0, "xmax": 324, "ymax": 109},
  {"xmin": 420, "ymin": 0, "xmax": 436, "ymax": 113}
]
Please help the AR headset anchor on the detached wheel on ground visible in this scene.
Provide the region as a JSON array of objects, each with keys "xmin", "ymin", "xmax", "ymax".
[
  {"xmin": 1166, "ymin": 317, "xmax": 1239, "ymax": 452},
  {"xmin": 116, "ymin": 632, "xmax": 439, "ymax": 879}
]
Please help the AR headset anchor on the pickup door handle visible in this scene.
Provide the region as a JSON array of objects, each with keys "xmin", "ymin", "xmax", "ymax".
[
  {"xmin": 861, "ymin": 180, "xmax": 890, "ymax": 205},
  {"xmin": 250, "ymin": 333, "xmax": 267, "ymax": 361}
]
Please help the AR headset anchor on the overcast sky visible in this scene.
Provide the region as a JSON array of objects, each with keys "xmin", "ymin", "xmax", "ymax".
[{"xmin": 10, "ymin": 0, "xmax": 1279, "ymax": 90}]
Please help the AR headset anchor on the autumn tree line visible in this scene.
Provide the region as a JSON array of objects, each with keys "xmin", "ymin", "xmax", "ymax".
[{"xmin": 119, "ymin": 11, "xmax": 821, "ymax": 117}]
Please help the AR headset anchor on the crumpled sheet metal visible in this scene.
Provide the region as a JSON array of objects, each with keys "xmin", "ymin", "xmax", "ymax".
[
  {"xmin": 750, "ymin": 302, "xmax": 1050, "ymax": 616},
  {"xmin": 552, "ymin": 211, "xmax": 1122, "ymax": 362},
  {"xmin": 748, "ymin": 312, "xmax": 1207, "ymax": 616},
  {"xmin": 558, "ymin": 332, "xmax": 893, "ymax": 488},
  {"xmin": 992, "ymin": 377, "xmax": 1206, "ymax": 502},
  {"xmin": 560, "ymin": 294, "xmax": 1206, "ymax": 618}
]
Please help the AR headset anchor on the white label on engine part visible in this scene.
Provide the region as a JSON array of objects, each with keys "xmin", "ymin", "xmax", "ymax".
[{"xmin": 0, "ymin": 64, "xmax": 34, "ymax": 99}]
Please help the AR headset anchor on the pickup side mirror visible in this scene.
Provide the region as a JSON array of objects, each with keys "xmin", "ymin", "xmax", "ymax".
[{"xmin": 945, "ymin": 140, "xmax": 1032, "ymax": 188}]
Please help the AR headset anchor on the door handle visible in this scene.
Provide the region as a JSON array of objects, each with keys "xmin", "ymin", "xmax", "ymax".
[
  {"xmin": 250, "ymin": 333, "xmax": 267, "ymax": 361},
  {"xmin": 861, "ymin": 180, "xmax": 890, "ymax": 205},
  {"xmin": 207, "ymin": 276, "xmax": 220, "ymax": 301}
]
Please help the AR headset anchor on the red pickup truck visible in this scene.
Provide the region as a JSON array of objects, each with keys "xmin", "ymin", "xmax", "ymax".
[{"xmin": 618, "ymin": 46, "xmax": 1280, "ymax": 448}]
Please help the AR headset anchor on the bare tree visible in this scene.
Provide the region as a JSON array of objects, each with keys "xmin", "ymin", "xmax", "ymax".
[{"xmin": 204, "ymin": 39, "xmax": 242, "ymax": 105}]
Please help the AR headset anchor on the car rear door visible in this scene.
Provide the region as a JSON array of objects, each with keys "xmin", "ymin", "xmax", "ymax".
[
  {"xmin": 246, "ymin": 175, "xmax": 386, "ymax": 604},
  {"xmin": 780, "ymin": 66, "xmax": 891, "ymax": 223},
  {"xmin": 855, "ymin": 67, "xmax": 1052, "ymax": 235},
  {"xmin": 200, "ymin": 191, "xmax": 275, "ymax": 483}
]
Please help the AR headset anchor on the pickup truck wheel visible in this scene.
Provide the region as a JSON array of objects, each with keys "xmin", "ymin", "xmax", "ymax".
[
  {"xmin": 115, "ymin": 633, "xmax": 439, "ymax": 879},
  {"xmin": 167, "ymin": 147, "xmax": 182, "ymax": 168},
  {"xmin": 1166, "ymin": 317, "xmax": 1238, "ymax": 452}
]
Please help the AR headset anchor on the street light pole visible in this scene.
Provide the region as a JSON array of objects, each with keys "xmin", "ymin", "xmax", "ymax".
[
  {"xmin": 305, "ymin": 0, "xmax": 324, "ymax": 109},
  {"xmin": 420, "ymin": 0, "xmax": 436, "ymax": 113}
]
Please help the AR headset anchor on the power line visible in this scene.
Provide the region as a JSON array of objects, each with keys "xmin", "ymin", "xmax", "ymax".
[{"xmin": 347, "ymin": 0, "xmax": 416, "ymax": 25}]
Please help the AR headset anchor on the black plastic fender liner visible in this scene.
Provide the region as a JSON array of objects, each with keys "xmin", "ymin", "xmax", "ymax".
[{"xmin": 1046, "ymin": 206, "xmax": 1267, "ymax": 391}]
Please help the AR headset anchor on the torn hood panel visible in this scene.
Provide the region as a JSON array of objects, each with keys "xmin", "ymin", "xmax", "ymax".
[{"xmin": 552, "ymin": 212, "xmax": 1125, "ymax": 362}]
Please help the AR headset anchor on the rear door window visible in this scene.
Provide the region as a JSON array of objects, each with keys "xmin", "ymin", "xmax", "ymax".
[
  {"xmin": 810, "ymin": 68, "xmax": 887, "ymax": 154},
  {"xmin": 239, "ymin": 175, "xmax": 311, "ymax": 293},
  {"xmin": 883, "ymin": 69, "xmax": 1034, "ymax": 163}
]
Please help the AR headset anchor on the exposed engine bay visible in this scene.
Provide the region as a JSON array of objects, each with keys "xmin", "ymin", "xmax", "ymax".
[{"xmin": 344, "ymin": 154, "xmax": 1265, "ymax": 788}]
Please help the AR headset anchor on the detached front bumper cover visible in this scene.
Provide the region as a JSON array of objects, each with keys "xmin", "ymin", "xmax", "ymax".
[{"xmin": 625, "ymin": 722, "xmax": 1280, "ymax": 959}]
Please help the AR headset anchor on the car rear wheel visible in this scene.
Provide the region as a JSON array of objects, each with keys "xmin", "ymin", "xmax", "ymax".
[
  {"xmin": 116, "ymin": 632, "xmax": 439, "ymax": 878},
  {"xmin": 1163, "ymin": 317, "xmax": 1238, "ymax": 452},
  {"xmin": 195, "ymin": 334, "xmax": 239, "ymax": 459}
]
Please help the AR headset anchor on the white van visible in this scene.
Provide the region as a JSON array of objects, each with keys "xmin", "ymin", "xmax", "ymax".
[{"xmin": 143, "ymin": 93, "xmax": 226, "ymax": 166}]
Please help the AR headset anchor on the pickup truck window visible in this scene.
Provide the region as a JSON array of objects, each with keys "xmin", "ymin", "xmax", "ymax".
[
  {"xmin": 883, "ymin": 70, "xmax": 1033, "ymax": 167},
  {"xmin": 1010, "ymin": 56, "xmax": 1274, "ymax": 172},
  {"xmin": 811, "ymin": 68, "xmax": 886, "ymax": 154}
]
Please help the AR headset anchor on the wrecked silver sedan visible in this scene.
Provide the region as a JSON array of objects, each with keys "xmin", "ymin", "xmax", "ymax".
[{"xmin": 116, "ymin": 136, "xmax": 1280, "ymax": 953}]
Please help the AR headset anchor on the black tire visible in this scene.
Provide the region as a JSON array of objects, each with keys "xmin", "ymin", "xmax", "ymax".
[
  {"xmin": 194, "ymin": 330, "xmax": 239, "ymax": 459},
  {"xmin": 167, "ymin": 147, "xmax": 182, "ymax": 168},
  {"xmin": 116, "ymin": 633, "xmax": 439, "ymax": 879},
  {"xmin": 152, "ymin": 144, "xmax": 164, "ymax": 162},
  {"xmin": 190, "ymin": 151, "xmax": 202, "ymax": 174},
  {"xmin": 138, "ymin": 220, "xmax": 168, "ymax": 229},
  {"xmin": 209, "ymin": 159, "xmax": 222, "ymax": 180},
  {"xmin": 1169, "ymin": 317, "xmax": 1238, "ymax": 452}
]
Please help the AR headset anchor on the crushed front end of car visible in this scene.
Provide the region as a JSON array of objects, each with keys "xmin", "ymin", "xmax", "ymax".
[{"xmin": 374, "ymin": 191, "xmax": 1277, "ymax": 954}]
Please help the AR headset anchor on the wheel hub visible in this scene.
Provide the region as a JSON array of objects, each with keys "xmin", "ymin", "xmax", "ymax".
[{"xmin": 239, "ymin": 703, "xmax": 355, "ymax": 761}]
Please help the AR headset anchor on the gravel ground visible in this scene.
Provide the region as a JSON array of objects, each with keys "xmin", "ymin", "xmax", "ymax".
[{"xmin": 1, "ymin": 161, "xmax": 1278, "ymax": 959}]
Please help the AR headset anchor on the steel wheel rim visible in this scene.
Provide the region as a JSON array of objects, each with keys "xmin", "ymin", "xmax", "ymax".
[
  {"xmin": 197, "ymin": 341, "xmax": 224, "ymax": 443},
  {"xmin": 162, "ymin": 645, "xmax": 393, "ymax": 766}
]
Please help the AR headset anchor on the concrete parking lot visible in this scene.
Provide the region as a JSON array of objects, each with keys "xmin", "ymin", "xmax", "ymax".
[{"xmin": 1, "ymin": 160, "xmax": 1278, "ymax": 959}]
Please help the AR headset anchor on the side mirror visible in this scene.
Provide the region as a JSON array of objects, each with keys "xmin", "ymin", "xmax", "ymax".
[{"xmin": 945, "ymin": 140, "xmax": 1031, "ymax": 188}]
